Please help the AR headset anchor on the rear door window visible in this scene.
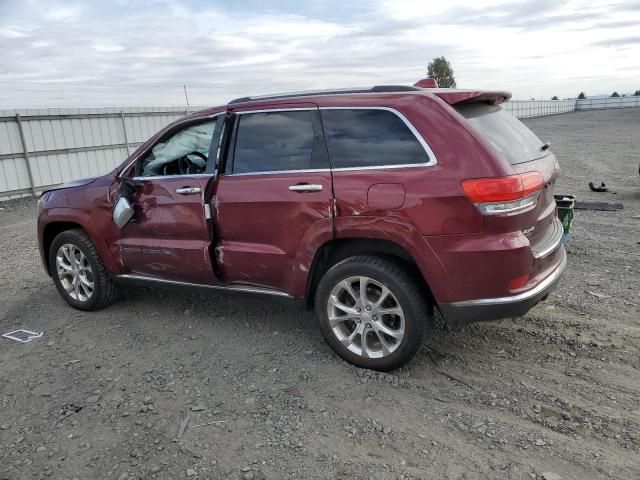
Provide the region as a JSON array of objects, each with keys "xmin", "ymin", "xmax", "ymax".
[
  {"xmin": 320, "ymin": 109, "xmax": 430, "ymax": 169},
  {"xmin": 231, "ymin": 111, "xmax": 316, "ymax": 174},
  {"xmin": 455, "ymin": 104, "xmax": 548, "ymax": 165}
]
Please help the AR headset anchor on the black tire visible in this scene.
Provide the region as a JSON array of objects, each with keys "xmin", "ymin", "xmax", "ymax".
[
  {"xmin": 315, "ymin": 255, "xmax": 431, "ymax": 371},
  {"xmin": 49, "ymin": 228, "xmax": 120, "ymax": 311}
]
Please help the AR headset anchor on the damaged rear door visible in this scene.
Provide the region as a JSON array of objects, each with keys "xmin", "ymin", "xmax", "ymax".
[{"xmin": 213, "ymin": 104, "xmax": 334, "ymax": 294}]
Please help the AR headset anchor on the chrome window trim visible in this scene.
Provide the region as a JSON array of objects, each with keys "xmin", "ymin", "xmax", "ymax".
[
  {"xmin": 118, "ymin": 112, "xmax": 224, "ymax": 179},
  {"xmin": 224, "ymin": 168, "xmax": 330, "ymax": 177},
  {"xmin": 331, "ymin": 163, "xmax": 430, "ymax": 173},
  {"xmin": 222, "ymin": 163, "xmax": 433, "ymax": 178},
  {"xmin": 119, "ymin": 106, "xmax": 438, "ymax": 179},
  {"xmin": 221, "ymin": 106, "xmax": 438, "ymax": 177},
  {"xmin": 319, "ymin": 106, "xmax": 437, "ymax": 168},
  {"xmin": 234, "ymin": 107, "xmax": 316, "ymax": 115},
  {"xmin": 131, "ymin": 173, "xmax": 213, "ymax": 181}
]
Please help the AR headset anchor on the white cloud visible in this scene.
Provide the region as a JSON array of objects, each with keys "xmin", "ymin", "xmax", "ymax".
[
  {"xmin": 0, "ymin": 27, "xmax": 27, "ymax": 38},
  {"xmin": 44, "ymin": 3, "xmax": 83, "ymax": 20},
  {"xmin": 0, "ymin": 0, "xmax": 638, "ymax": 107}
]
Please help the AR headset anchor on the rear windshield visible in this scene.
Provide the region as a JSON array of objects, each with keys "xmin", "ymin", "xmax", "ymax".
[{"xmin": 455, "ymin": 104, "xmax": 548, "ymax": 165}]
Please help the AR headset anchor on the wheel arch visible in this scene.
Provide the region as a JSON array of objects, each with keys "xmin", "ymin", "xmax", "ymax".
[
  {"xmin": 40, "ymin": 216, "xmax": 119, "ymax": 277},
  {"xmin": 41, "ymin": 221, "xmax": 88, "ymax": 276},
  {"xmin": 305, "ymin": 237, "xmax": 436, "ymax": 308}
]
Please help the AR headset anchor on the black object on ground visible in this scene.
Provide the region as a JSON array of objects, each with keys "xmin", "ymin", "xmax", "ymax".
[
  {"xmin": 575, "ymin": 201, "xmax": 623, "ymax": 211},
  {"xmin": 589, "ymin": 181, "xmax": 609, "ymax": 192}
]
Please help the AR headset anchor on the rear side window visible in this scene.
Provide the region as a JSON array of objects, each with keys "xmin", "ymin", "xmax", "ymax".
[
  {"xmin": 455, "ymin": 104, "xmax": 548, "ymax": 165},
  {"xmin": 232, "ymin": 111, "xmax": 315, "ymax": 174},
  {"xmin": 321, "ymin": 109, "xmax": 430, "ymax": 169}
]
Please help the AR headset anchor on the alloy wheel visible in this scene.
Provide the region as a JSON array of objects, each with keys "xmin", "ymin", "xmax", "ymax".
[
  {"xmin": 55, "ymin": 243, "xmax": 94, "ymax": 302},
  {"xmin": 326, "ymin": 276, "xmax": 405, "ymax": 358}
]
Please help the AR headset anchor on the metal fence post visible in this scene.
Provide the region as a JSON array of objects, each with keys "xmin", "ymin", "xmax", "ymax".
[
  {"xmin": 15, "ymin": 113, "xmax": 37, "ymax": 197},
  {"xmin": 120, "ymin": 111, "xmax": 130, "ymax": 156}
]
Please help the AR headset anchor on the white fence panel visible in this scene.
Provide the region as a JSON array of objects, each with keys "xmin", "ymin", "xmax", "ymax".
[
  {"xmin": 0, "ymin": 106, "xmax": 191, "ymax": 200},
  {"xmin": 576, "ymin": 96, "xmax": 640, "ymax": 110},
  {"xmin": 504, "ymin": 100, "xmax": 576, "ymax": 118}
]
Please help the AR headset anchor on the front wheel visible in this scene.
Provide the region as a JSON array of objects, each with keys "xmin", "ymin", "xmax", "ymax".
[
  {"xmin": 315, "ymin": 256, "xmax": 431, "ymax": 371},
  {"xmin": 49, "ymin": 229, "xmax": 120, "ymax": 311}
]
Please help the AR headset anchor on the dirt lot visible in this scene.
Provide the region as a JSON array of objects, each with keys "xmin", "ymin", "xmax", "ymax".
[{"xmin": 1, "ymin": 108, "xmax": 639, "ymax": 480}]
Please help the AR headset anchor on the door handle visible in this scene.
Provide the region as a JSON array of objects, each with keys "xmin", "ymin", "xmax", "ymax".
[
  {"xmin": 288, "ymin": 184, "xmax": 323, "ymax": 192},
  {"xmin": 176, "ymin": 187, "xmax": 201, "ymax": 195}
]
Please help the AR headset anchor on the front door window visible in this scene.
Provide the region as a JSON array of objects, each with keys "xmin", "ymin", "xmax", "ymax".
[{"xmin": 139, "ymin": 120, "xmax": 217, "ymax": 177}]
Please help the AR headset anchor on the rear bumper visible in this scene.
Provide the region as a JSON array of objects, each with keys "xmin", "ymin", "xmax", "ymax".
[{"xmin": 439, "ymin": 249, "xmax": 567, "ymax": 327}]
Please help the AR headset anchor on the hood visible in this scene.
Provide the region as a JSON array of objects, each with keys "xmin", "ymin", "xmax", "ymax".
[{"xmin": 41, "ymin": 177, "xmax": 98, "ymax": 196}]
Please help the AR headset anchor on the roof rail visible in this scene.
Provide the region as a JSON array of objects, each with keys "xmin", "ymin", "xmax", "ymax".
[{"xmin": 228, "ymin": 85, "xmax": 421, "ymax": 105}]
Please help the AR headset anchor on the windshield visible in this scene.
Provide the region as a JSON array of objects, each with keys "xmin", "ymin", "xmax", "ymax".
[{"xmin": 455, "ymin": 103, "xmax": 548, "ymax": 165}]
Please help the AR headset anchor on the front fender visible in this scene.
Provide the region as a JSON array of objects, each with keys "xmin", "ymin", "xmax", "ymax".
[{"xmin": 38, "ymin": 207, "xmax": 122, "ymax": 276}]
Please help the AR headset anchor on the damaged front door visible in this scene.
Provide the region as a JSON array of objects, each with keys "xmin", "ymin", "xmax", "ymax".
[{"xmin": 115, "ymin": 115, "xmax": 224, "ymax": 284}]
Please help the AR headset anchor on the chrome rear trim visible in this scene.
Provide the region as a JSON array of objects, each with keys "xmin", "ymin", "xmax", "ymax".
[{"xmin": 531, "ymin": 217, "xmax": 564, "ymax": 259}]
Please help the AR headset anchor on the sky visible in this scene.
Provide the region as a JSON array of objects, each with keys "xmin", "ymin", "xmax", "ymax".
[{"xmin": 0, "ymin": 0, "xmax": 639, "ymax": 108}]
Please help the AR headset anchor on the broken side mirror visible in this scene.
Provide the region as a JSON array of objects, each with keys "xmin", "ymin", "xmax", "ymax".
[
  {"xmin": 112, "ymin": 176, "xmax": 144, "ymax": 229},
  {"xmin": 113, "ymin": 196, "xmax": 134, "ymax": 229}
]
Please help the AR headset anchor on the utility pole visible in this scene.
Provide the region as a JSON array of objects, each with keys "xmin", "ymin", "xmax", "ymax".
[{"xmin": 183, "ymin": 85, "xmax": 190, "ymax": 114}]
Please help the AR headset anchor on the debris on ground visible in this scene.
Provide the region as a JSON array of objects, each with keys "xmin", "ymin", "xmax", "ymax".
[
  {"xmin": 586, "ymin": 290, "xmax": 610, "ymax": 299},
  {"xmin": 177, "ymin": 414, "xmax": 191, "ymax": 439},
  {"xmin": 588, "ymin": 181, "xmax": 609, "ymax": 192},
  {"xmin": 2, "ymin": 329, "xmax": 43, "ymax": 343}
]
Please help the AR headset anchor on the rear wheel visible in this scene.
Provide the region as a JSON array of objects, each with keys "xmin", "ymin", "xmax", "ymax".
[
  {"xmin": 49, "ymin": 229, "xmax": 120, "ymax": 311},
  {"xmin": 315, "ymin": 255, "xmax": 430, "ymax": 371}
]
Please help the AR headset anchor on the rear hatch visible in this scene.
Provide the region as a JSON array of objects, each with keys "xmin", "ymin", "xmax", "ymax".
[{"xmin": 453, "ymin": 101, "xmax": 562, "ymax": 273}]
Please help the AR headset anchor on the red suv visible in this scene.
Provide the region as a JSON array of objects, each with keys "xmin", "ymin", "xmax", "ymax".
[{"xmin": 37, "ymin": 82, "xmax": 566, "ymax": 371}]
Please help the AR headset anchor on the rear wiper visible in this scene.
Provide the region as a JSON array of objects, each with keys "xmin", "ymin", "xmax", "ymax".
[{"xmin": 540, "ymin": 142, "xmax": 551, "ymax": 152}]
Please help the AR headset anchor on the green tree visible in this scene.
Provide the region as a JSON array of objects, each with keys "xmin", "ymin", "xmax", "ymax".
[
  {"xmin": 551, "ymin": 96, "xmax": 559, "ymax": 100},
  {"xmin": 577, "ymin": 92, "xmax": 586, "ymax": 99},
  {"xmin": 427, "ymin": 57, "xmax": 457, "ymax": 88},
  {"xmin": 611, "ymin": 91, "xmax": 620, "ymax": 97},
  {"xmin": 633, "ymin": 90, "xmax": 640, "ymax": 96}
]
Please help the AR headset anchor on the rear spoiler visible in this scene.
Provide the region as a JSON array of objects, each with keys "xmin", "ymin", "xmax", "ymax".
[{"xmin": 430, "ymin": 89, "xmax": 512, "ymax": 105}]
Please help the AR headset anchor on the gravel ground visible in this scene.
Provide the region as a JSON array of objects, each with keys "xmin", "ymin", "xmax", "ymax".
[{"xmin": 1, "ymin": 108, "xmax": 639, "ymax": 480}]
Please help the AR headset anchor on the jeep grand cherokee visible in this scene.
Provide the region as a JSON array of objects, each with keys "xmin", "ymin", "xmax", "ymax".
[{"xmin": 37, "ymin": 80, "xmax": 566, "ymax": 371}]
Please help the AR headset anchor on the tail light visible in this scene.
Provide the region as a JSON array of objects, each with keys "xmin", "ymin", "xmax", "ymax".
[{"xmin": 461, "ymin": 172, "xmax": 545, "ymax": 215}]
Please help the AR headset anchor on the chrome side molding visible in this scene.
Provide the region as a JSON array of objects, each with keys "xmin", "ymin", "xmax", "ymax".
[{"xmin": 115, "ymin": 274, "xmax": 292, "ymax": 298}]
